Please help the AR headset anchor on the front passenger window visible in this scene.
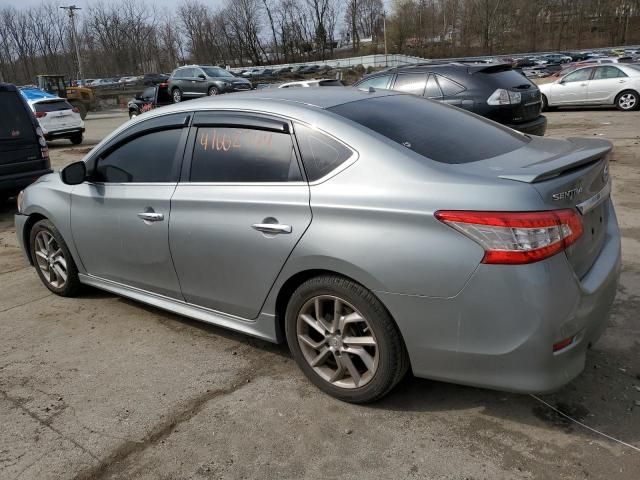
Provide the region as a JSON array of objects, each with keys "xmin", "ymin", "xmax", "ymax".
[
  {"xmin": 563, "ymin": 68, "xmax": 593, "ymax": 83},
  {"xmin": 94, "ymin": 129, "xmax": 182, "ymax": 183}
]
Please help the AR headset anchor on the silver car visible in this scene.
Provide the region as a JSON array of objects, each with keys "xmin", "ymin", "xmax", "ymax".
[
  {"xmin": 15, "ymin": 89, "xmax": 620, "ymax": 403},
  {"xmin": 540, "ymin": 63, "xmax": 640, "ymax": 111}
]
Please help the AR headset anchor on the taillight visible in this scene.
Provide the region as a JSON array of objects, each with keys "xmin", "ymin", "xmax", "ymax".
[
  {"xmin": 72, "ymin": 107, "xmax": 80, "ymax": 113},
  {"xmin": 487, "ymin": 88, "xmax": 522, "ymax": 105},
  {"xmin": 35, "ymin": 111, "xmax": 47, "ymax": 118},
  {"xmin": 435, "ymin": 209, "xmax": 583, "ymax": 265}
]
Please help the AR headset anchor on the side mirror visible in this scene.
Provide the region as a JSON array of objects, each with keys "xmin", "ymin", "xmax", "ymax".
[
  {"xmin": 60, "ymin": 161, "xmax": 86, "ymax": 185},
  {"xmin": 198, "ymin": 73, "xmax": 206, "ymax": 80},
  {"xmin": 135, "ymin": 93, "xmax": 142, "ymax": 100}
]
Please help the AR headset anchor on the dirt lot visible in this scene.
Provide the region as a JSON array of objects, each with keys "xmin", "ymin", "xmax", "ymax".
[{"xmin": 1, "ymin": 108, "xmax": 639, "ymax": 480}]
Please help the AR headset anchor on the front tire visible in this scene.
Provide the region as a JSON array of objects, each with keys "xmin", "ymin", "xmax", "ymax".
[
  {"xmin": 208, "ymin": 86, "xmax": 219, "ymax": 96},
  {"xmin": 172, "ymin": 88, "xmax": 182, "ymax": 103},
  {"xmin": 29, "ymin": 219, "xmax": 81, "ymax": 297},
  {"xmin": 616, "ymin": 90, "xmax": 639, "ymax": 111},
  {"xmin": 285, "ymin": 275, "xmax": 409, "ymax": 403}
]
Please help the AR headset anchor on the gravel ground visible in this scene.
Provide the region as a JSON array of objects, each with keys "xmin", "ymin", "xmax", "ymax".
[{"xmin": 1, "ymin": 108, "xmax": 639, "ymax": 480}]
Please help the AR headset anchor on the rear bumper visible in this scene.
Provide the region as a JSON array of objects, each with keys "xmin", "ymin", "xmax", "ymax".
[
  {"xmin": 44, "ymin": 127, "xmax": 84, "ymax": 140},
  {"xmin": 506, "ymin": 115, "xmax": 547, "ymax": 136},
  {"xmin": 378, "ymin": 201, "xmax": 620, "ymax": 394},
  {"xmin": 0, "ymin": 169, "xmax": 53, "ymax": 195}
]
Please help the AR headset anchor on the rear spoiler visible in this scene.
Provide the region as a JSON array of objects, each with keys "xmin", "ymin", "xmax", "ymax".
[
  {"xmin": 466, "ymin": 63, "xmax": 513, "ymax": 74},
  {"xmin": 499, "ymin": 137, "xmax": 612, "ymax": 183}
]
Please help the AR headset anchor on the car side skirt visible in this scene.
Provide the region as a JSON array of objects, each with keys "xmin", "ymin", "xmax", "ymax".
[{"xmin": 79, "ymin": 274, "xmax": 278, "ymax": 342}]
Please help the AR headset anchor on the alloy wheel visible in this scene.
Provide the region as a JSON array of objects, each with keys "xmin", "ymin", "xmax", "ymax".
[
  {"xmin": 618, "ymin": 93, "xmax": 637, "ymax": 110},
  {"xmin": 34, "ymin": 230, "xmax": 68, "ymax": 289},
  {"xmin": 296, "ymin": 295, "xmax": 379, "ymax": 389},
  {"xmin": 173, "ymin": 89, "xmax": 181, "ymax": 102}
]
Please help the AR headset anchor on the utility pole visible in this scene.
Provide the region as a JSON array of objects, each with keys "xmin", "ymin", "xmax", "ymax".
[
  {"xmin": 60, "ymin": 5, "xmax": 83, "ymax": 82},
  {"xmin": 383, "ymin": 11, "xmax": 388, "ymax": 66}
]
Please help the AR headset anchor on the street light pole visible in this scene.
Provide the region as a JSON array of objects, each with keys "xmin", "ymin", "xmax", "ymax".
[{"xmin": 60, "ymin": 5, "xmax": 83, "ymax": 82}]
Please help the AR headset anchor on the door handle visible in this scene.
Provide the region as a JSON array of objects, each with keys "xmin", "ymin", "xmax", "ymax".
[
  {"xmin": 580, "ymin": 83, "xmax": 587, "ymax": 86},
  {"xmin": 252, "ymin": 223, "xmax": 292, "ymax": 234},
  {"xmin": 137, "ymin": 212, "xmax": 164, "ymax": 222},
  {"xmin": 618, "ymin": 80, "xmax": 626, "ymax": 83}
]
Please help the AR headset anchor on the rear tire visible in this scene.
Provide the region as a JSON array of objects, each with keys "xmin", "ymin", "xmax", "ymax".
[
  {"xmin": 70, "ymin": 134, "xmax": 83, "ymax": 145},
  {"xmin": 285, "ymin": 275, "xmax": 409, "ymax": 403},
  {"xmin": 172, "ymin": 88, "xmax": 182, "ymax": 103},
  {"xmin": 615, "ymin": 90, "xmax": 639, "ymax": 111},
  {"xmin": 29, "ymin": 219, "xmax": 81, "ymax": 297}
]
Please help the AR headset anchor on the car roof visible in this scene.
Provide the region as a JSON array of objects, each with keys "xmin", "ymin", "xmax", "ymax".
[
  {"xmin": 146, "ymin": 87, "xmax": 402, "ymax": 114},
  {"xmin": 18, "ymin": 87, "xmax": 62, "ymax": 104}
]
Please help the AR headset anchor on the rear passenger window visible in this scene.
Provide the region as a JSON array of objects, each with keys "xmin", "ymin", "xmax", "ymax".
[
  {"xmin": 593, "ymin": 66, "xmax": 627, "ymax": 79},
  {"xmin": 94, "ymin": 129, "xmax": 182, "ymax": 183},
  {"xmin": 190, "ymin": 127, "xmax": 302, "ymax": 182},
  {"xmin": 355, "ymin": 75, "xmax": 392, "ymax": 90},
  {"xmin": 425, "ymin": 75, "xmax": 442, "ymax": 98},
  {"xmin": 394, "ymin": 74, "xmax": 427, "ymax": 95},
  {"xmin": 295, "ymin": 124, "xmax": 353, "ymax": 181},
  {"xmin": 435, "ymin": 75, "xmax": 465, "ymax": 96}
]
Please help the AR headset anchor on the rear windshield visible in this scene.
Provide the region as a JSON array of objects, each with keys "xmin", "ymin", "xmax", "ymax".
[
  {"xmin": 328, "ymin": 95, "xmax": 529, "ymax": 164},
  {"xmin": 475, "ymin": 68, "xmax": 535, "ymax": 88},
  {"xmin": 34, "ymin": 100, "xmax": 74, "ymax": 112},
  {"xmin": 0, "ymin": 91, "xmax": 36, "ymax": 142}
]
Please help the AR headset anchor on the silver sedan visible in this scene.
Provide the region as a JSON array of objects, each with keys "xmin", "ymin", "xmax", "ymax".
[{"xmin": 15, "ymin": 88, "xmax": 620, "ymax": 403}]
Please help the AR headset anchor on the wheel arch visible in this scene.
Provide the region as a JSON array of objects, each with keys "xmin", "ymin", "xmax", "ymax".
[
  {"xmin": 272, "ymin": 268, "xmax": 403, "ymax": 351},
  {"xmin": 22, "ymin": 212, "xmax": 49, "ymax": 265},
  {"xmin": 615, "ymin": 88, "xmax": 639, "ymax": 109}
]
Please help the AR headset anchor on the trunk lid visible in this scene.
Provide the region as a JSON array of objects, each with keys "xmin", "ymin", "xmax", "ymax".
[{"xmin": 467, "ymin": 136, "xmax": 612, "ymax": 278}]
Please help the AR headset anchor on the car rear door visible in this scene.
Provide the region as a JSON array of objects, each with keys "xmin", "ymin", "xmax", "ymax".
[
  {"xmin": 169, "ymin": 112, "xmax": 312, "ymax": 319},
  {"xmin": 70, "ymin": 113, "xmax": 190, "ymax": 298},
  {"xmin": 587, "ymin": 66, "xmax": 629, "ymax": 103}
]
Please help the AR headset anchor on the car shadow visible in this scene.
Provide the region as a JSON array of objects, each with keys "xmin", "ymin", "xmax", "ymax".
[{"xmin": 115, "ymin": 294, "xmax": 640, "ymax": 447}]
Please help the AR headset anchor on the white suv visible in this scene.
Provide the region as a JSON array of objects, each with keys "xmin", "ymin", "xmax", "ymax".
[{"xmin": 26, "ymin": 96, "xmax": 85, "ymax": 144}]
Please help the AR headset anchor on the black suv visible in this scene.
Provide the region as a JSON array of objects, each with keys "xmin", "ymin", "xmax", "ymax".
[
  {"xmin": 168, "ymin": 65, "xmax": 252, "ymax": 103},
  {"xmin": 353, "ymin": 63, "xmax": 547, "ymax": 135},
  {"xmin": 0, "ymin": 83, "xmax": 51, "ymax": 201}
]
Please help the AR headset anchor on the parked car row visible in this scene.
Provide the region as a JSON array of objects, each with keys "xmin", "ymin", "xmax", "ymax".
[{"xmin": 73, "ymin": 73, "xmax": 169, "ymax": 88}]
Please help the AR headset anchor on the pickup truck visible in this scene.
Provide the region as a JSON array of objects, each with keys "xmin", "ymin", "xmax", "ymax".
[{"xmin": 127, "ymin": 83, "xmax": 172, "ymax": 119}]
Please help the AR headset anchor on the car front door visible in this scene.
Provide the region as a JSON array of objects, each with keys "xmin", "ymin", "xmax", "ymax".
[
  {"xmin": 70, "ymin": 113, "xmax": 190, "ymax": 298},
  {"xmin": 190, "ymin": 67, "xmax": 207, "ymax": 96},
  {"xmin": 169, "ymin": 112, "xmax": 312, "ymax": 319},
  {"xmin": 551, "ymin": 67, "xmax": 594, "ymax": 104},
  {"xmin": 588, "ymin": 66, "xmax": 629, "ymax": 103}
]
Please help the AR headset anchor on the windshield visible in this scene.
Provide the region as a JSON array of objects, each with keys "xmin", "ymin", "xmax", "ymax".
[
  {"xmin": 328, "ymin": 95, "xmax": 529, "ymax": 164},
  {"xmin": 0, "ymin": 91, "xmax": 36, "ymax": 142},
  {"xmin": 202, "ymin": 67, "xmax": 234, "ymax": 78}
]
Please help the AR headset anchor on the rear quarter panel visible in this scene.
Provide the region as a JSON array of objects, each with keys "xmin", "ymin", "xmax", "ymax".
[{"xmin": 263, "ymin": 116, "xmax": 544, "ymax": 314}]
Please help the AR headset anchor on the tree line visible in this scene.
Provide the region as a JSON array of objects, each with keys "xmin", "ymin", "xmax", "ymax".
[{"xmin": 1, "ymin": 0, "xmax": 639, "ymax": 85}]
